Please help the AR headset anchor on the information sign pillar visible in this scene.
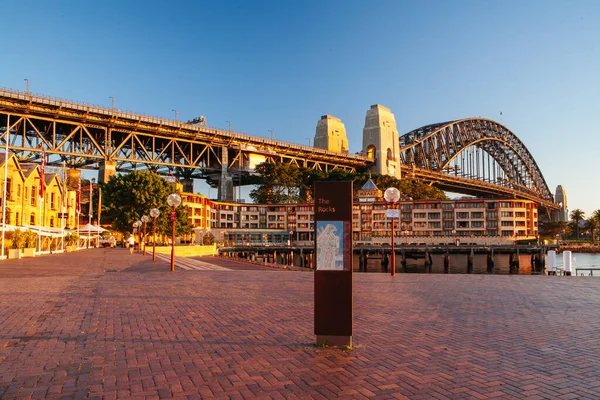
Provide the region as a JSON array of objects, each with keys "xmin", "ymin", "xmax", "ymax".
[{"xmin": 314, "ymin": 181, "xmax": 353, "ymax": 347}]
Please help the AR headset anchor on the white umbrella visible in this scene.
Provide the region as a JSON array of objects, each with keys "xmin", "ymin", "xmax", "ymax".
[{"xmin": 77, "ymin": 223, "xmax": 107, "ymax": 234}]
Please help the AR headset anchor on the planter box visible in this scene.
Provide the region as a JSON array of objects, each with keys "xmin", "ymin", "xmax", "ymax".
[
  {"xmin": 8, "ymin": 249, "xmax": 21, "ymax": 259},
  {"xmin": 23, "ymin": 248, "xmax": 36, "ymax": 257},
  {"xmin": 66, "ymin": 245, "xmax": 77, "ymax": 253}
]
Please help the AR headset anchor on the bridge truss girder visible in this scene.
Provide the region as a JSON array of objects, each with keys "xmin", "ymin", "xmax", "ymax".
[{"xmin": 0, "ymin": 89, "xmax": 370, "ymax": 186}]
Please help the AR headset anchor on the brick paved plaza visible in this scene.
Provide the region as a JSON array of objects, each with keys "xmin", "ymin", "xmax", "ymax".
[{"xmin": 1, "ymin": 249, "xmax": 600, "ymax": 399}]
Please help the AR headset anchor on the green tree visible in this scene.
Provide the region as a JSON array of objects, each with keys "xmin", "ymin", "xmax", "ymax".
[
  {"xmin": 250, "ymin": 162, "xmax": 447, "ymax": 204},
  {"xmin": 538, "ymin": 220, "xmax": 569, "ymax": 241},
  {"xmin": 249, "ymin": 163, "xmax": 304, "ymax": 204},
  {"xmin": 570, "ymin": 208, "xmax": 585, "ymax": 239},
  {"xmin": 100, "ymin": 171, "xmax": 192, "ymax": 237}
]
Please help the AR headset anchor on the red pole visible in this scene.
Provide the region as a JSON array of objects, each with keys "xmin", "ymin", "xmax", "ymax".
[
  {"xmin": 143, "ymin": 221, "xmax": 147, "ymax": 256},
  {"xmin": 152, "ymin": 216, "xmax": 157, "ymax": 261},
  {"xmin": 391, "ymin": 208, "xmax": 395, "ymax": 276},
  {"xmin": 170, "ymin": 205, "xmax": 175, "ymax": 272}
]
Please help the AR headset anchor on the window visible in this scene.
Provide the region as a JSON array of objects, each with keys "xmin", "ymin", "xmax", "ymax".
[
  {"xmin": 487, "ymin": 221, "xmax": 498, "ymax": 228},
  {"xmin": 414, "ymin": 212, "xmax": 426, "ymax": 219},
  {"xmin": 427, "ymin": 213, "xmax": 440, "ymax": 219},
  {"xmin": 456, "ymin": 212, "xmax": 469, "ymax": 219},
  {"xmin": 471, "ymin": 221, "xmax": 484, "ymax": 228},
  {"xmin": 501, "ymin": 221, "xmax": 514, "ymax": 227},
  {"xmin": 30, "ymin": 186, "xmax": 36, "ymax": 206},
  {"xmin": 486, "ymin": 202, "xmax": 497, "ymax": 210},
  {"xmin": 30, "ymin": 213, "xmax": 35, "ymax": 225},
  {"xmin": 442, "ymin": 203, "xmax": 454, "ymax": 210},
  {"xmin": 6, "ymin": 179, "xmax": 12, "ymax": 200},
  {"xmin": 471, "ymin": 212, "xmax": 484, "ymax": 219},
  {"xmin": 486, "ymin": 212, "xmax": 498, "ymax": 219},
  {"xmin": 366, "ymin": 145, "xmax": 376, "ymax": 159},
  {"xmin": 501, "ymin": 211, "xmax": 513, "ymax": 217},
  {"xmin": 442, "ymin": 212, "xmax": 453, "ymax": 219}
]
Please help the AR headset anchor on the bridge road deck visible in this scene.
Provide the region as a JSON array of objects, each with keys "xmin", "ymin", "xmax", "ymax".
[{"xmin": 1, "ymin": 248, "xmax": 599, "ymax": 399}]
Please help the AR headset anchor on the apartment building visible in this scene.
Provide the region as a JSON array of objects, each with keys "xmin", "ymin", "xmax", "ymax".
[
  {"xmin": 182, "ymin": 190, "xmax": 537, "ymax": 246},
  {"xmin": 0, "ymin": 152, "xmax": 79, "ymax": 236}
]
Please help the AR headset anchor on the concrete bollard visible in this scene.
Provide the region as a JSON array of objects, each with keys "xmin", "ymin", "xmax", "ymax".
[
  {"xmin": 563, "ymin": 250, "xmax": 572, "ymax": 276},
  {"xmin": 547, "ymin": 250, "xmax": 557, "ymax": 275}
]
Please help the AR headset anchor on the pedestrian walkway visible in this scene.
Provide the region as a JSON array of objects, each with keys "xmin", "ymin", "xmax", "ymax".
[
  {"xmin": 1, "ymin": 249, "xmax": 600, "ymax": 399},
  {"xmin": 154, "ymin": 253, "xmax": 232, "ymax": 271}
]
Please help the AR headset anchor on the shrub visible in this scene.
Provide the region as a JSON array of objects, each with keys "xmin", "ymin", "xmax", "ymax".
[
  {"xmin": 11, "ymin": 229, "xmax": 26, "ymax": 249},
  {"xmin": 24, "ymin": 230, "xmax": 37, "ymax": 248},
  {"xmin": 65, "ymin": 232, "xmax": 79, "ymax": 246}
]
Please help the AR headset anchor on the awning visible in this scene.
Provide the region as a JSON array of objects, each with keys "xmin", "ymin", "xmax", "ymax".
[
  {"xmin": 77, "ymin": 223, "xmax": 108, "ymax": 234},
  {"xmin": 18, "ymin": 225, "xmax": 66, "ymax": 238}
]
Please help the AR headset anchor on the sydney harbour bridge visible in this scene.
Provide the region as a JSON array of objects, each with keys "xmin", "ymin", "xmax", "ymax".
[{"xmin": 0, "ymin": 87, "xmax": 557, "ymax": 213}]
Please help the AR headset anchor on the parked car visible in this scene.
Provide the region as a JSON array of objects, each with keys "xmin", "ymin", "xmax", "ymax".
[{"xmin": 99, "ymin": 236, "xmax": 116, "ymax": 248}]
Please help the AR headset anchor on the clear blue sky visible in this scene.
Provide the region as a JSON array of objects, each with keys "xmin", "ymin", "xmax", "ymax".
[{"xmin": 1, "ymin": 1, "xmax": 599, "ymax": 215}]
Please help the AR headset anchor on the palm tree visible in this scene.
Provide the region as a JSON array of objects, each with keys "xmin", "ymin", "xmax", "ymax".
[
  {"xmin": 586, "ymin": 217, "xmax": 599, "ymax": 243},
  {"xmin": 591, "ymin": 209, "xmax": 600, "ymax": 242},
  {"xmin": 570, "ymin": 209, "xmax": 585, "ymax": 240}
]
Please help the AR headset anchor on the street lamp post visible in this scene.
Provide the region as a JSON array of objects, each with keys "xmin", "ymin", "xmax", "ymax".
[
  {"xmin": 167, "ymin": 193, "xmax": 182, "ymax": 272},
  {"xmin": 89, "ymin": 178, "xmax": 95, "ymax": 225},
  {"xmin": 384, "ymin": 187, "xmax": 401, "ymax": 276},
  {"xmin": 133, "ymin": 221, "xmax": 142, "ymax": 252},
  {"xmin": 141, "ymin": 215, "xmax": 149, "ymax": 255},
  {"xmin": 150, "ymin": 208, "xmax": 160, "ymax": 261}
]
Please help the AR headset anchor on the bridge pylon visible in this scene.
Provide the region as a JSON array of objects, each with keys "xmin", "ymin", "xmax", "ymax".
[{"xmin": 362, "ymin": 104, "xmax": 401, "ymax": 179}]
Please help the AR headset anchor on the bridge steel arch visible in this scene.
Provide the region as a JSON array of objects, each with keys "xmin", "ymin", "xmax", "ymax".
[{"xmin": 398, "ymin": 118, "xmax": 556, "ymax": 210}]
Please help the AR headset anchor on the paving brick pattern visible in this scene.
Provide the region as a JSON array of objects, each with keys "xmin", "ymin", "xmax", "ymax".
[{"xmin": 1, "ymin": 249, "xmax": 600, "ymax": 399}]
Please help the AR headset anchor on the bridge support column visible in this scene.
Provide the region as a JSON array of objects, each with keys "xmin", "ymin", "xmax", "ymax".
[
  {"xmin": 182, "ymin": 178, "xmax": 194, "ymax": 193},
  {"xmin": 99, "ymin": 161, "xmax": 117, "ymax": 183},
  {"xmin": 218, "ymin": 146, "xmax": 234, "ymax": 202}
]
